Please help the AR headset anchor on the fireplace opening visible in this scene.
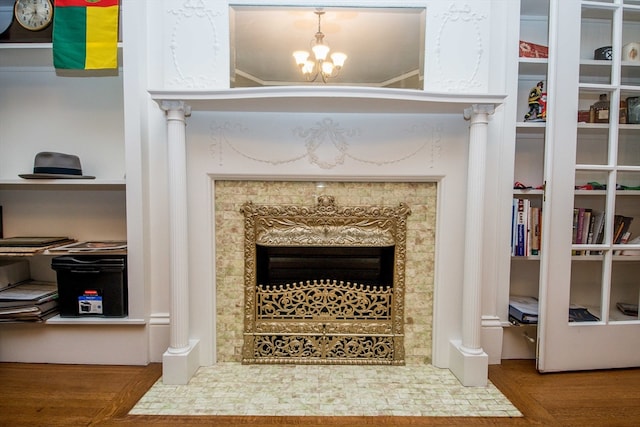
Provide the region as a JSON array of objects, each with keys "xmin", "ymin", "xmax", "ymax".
[
  {"xmin": 256, "ymin": 245, "xmax": 395, "ymax": 287},
  {"xmin": 241, "ymin": 195, "xmax": 410, "ymax": 365}
]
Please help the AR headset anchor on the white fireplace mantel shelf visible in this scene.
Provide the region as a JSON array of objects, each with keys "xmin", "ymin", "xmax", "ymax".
[
  {"xmin": 154, "ymin": 85, "xmax": 505, "ymax": 387},
  {"xmin": 149, "ymin": 86, "xmax": 505, "ymax": 114}
]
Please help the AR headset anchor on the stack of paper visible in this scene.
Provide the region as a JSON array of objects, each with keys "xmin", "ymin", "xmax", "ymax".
[{"xmin": 0, "ymin": 281, "xmax": 59, "ymax": 322}]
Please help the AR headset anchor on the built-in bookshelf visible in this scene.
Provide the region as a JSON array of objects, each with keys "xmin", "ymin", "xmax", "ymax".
[
  {"xmin": 504, "ymin": 0, "xmax": 551, "ymax": 361},
  {"xmin": 569, "ymin": 0, "xmax": 640, "ymax": 330},
  {"xmin": 509, "ymin": 0, "xmax": 640, "ymax": 372}
]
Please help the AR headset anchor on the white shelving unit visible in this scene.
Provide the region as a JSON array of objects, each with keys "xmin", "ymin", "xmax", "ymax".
[
  {"xmin": 502, "ymin": 0, "xmax": 551, "ymax": 360},
  {"xmin": 0, "ymin": 40, "xmax": 128, "ymax": 271},
  {"xmin": 0, "ymin": 22, "xmax": 148, "ymax": 363},
  {"xmin": 506, "ymin": 0, "xmax": 640, "ymax": 372}
]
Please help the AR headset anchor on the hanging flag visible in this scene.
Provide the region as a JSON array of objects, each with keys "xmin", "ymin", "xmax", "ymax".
[{"xmin": 53, "ymin": 0, "xmax": 119, "ymax": 70}]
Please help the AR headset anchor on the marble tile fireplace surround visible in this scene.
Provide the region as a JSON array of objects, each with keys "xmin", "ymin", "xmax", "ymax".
[
  {"xmin": 217, "ymin": 182, "xmax": 430, "ymax": 366},
  {"xmin": 151, "ymin": 87, "xmax": 503, "ymax": 387}
]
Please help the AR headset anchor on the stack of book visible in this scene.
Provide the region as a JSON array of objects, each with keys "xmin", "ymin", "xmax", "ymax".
[
  {"xmin": 613, "ymin": 214, "xmax": 634, "ymax": 248},
  {"xmin": 568, "ymin": 304, "xmax": 600, "ymax": 322},
  {"xmin": 509, "ymin": 295, "xmax": 539, "ymax": 324},
  {"xmin": 571, "ymin": 210, "xmax": 635, "ymax": 255},
  {"xmin": 571, "ymin": 208, "xmax": 603, "ymax": 255},
  {"xmin": 510, "ymin": 295, "xmax": 601, "ymax": 324},
  {"xmin": 511, "ymin": 199, "xmax": 542, "ymax": 257},
  {"xmin": 0, "ymin": 281, "xmax": 59, "ymax": 322},
  {"xmin": 616, "ymin": 302, "xmax": 639, "ymax": 317}
]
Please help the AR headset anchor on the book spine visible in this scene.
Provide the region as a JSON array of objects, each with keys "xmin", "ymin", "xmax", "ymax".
[
  {"xmin": 595, "ymin": 211, "xmax": 606, "ymax": 245},
  {"xmin": 511, "ymin": 199, "xmax": 516, "ymax": 256},
  {"xmin": 530, "ymin": 206, "xmax": 541, "ymax": 256},
  {"xmin": 572, "ymin": 208, "xmax": 579, "ymax": 255},
  {"xmin": 585, "ymin": 210, "xmax": 596, "ymax": 254},
  {"xmin": 581, "ymin": 209, "xmax": 592, "ymax": 246},
  {"xmin": 516, "ymin": 199, "xmax": 526, "ymax": 256},
  {"xmin": 575, "ymin": 208, "xmax": 585, "ymax": 254}
]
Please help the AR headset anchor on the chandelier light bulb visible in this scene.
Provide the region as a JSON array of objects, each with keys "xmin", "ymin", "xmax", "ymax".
[
  {"xmin": 293, "ymin": 51, "xmax": 310, "ymax": 66},
  {"xmin": 312, "ymin": 43, "xmax": 330, "ymax": 61},
  {"xmin": 330, "ymin": 52, "xmax": 347, "ymax": 68},
  {"xmin": 321, "ymin": 61, "xmax": 334, "ymax": 75},
  {"xmin": 302, "ymin": 60, "xmax": 315, "ymax": 75}
]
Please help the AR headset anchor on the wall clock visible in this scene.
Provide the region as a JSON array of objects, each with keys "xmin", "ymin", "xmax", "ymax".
[{"xmin": 14, "ymin": 0, "xmax": 53, "ymax": 31}]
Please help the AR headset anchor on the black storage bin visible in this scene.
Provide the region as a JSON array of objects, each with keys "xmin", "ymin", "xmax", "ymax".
[{"xmin": 52, "ymin": 255, "xmax": 127, "ymax": 317}]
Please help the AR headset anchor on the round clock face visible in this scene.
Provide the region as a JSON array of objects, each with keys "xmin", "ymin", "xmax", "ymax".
[{"xmin": 14, "ymin": 0, "xmax": 53, "ymax": 31}]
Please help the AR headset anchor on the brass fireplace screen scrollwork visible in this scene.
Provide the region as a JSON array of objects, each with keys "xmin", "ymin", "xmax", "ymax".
[{"xmin": 240, "ymin": 195, "xmax": 411, "ymax": 365}]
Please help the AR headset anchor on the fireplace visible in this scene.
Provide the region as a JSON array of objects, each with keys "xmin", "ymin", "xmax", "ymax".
[
  {"xmin": 240, "ymin": 194, "xmax": 411, "ymax": 365},
  {"xmin": 155, "ymin": 81, "xmax": 502, "ymax": 384}
]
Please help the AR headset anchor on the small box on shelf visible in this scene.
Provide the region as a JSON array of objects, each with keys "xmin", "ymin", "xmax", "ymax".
[
  {"xmin": 594, "ymin": 46, "xmax": 612, "ymax": 61},
  {"xmin": 52, "ymin": 255, "xmax": 127, "ymax": 318},
  {"xmin": 519, "ymin": 40, "xmax": 548, "ymax": 58}
]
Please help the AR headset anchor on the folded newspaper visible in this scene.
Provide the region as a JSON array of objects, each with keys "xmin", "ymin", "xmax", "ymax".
[{"xmin": 48, "ymin": 241, "xmax": 127, "ymax": 253}]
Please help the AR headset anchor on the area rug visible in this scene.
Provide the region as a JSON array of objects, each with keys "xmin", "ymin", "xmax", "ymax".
[{"xmin": 130, "ymin": 363, "xmax": 522, "ymax": 417}]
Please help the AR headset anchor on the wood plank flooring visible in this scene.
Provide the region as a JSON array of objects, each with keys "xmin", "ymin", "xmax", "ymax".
[{"xmin": 1, "ymin": 359, "xmax": 640, "ymax": 426}]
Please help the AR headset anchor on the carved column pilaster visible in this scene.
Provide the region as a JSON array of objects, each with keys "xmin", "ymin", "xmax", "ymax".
[
  {"xmin": 460, "ymin": 103, "xmax": 494, "ymax": 354},
  {"xmin": 160, "ymin": 100, "xmax": 192, "ymax": 354}
]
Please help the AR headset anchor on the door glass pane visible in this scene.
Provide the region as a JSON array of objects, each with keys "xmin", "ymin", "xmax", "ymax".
[
  {"xmin": 577, "ymin": 125, "xmax": 609, "ymax": 165},
  {"xmin": 579, "ymin": 6, "xmax": 614, "ymax": 85},
  {"xmin": 622, "ymin": 8, "xmax": 640, "ymax": 87},
  {"xmin": 618, "ymin": 123, "xmax": 640, "ymax": 166},
  {"xmin": 610, "ymin": 260, "xmax": 640, "ymax": 322},
  {"xmin": 569, "ymin": 261, "xmax": 603, "ymax": 322},
  {"xmin": 578, "ymin": 89, "xmax": 614, "ymax": 125}
]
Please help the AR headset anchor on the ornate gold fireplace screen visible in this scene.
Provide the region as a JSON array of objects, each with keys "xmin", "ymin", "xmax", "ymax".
[{"xmin": 241, "ymin": 195, "xmax": 410, "ymax": 365}]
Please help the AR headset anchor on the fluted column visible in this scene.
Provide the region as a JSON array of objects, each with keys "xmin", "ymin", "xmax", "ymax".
[
  {"xmin": 161, "ymin": 100, "xmax": 192, "ymax": 353},
  {"xmin": 449, "ymin": 103, "xmax": 494, "ymax": 386},
  {"xmin": 461, "ymin": 104, "xmax": 493, "ymax": 353}
]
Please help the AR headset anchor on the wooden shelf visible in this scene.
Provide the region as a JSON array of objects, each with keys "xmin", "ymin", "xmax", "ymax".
[
  {"xmin": 0, "ymin": 179, "xmax": 125, "ymax": 190},
  {"xmin": 45, "ymin": 315, "xmax": 145, "ymax": 325},
  {"xmin": 0, "ymin": 43, "xmax": 124, "ymax": 68}
]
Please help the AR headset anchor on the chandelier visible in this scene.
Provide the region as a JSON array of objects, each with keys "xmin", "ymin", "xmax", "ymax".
[{"xmin": 292, "ymin": 10, "xmax": 347, "ymax": 83}]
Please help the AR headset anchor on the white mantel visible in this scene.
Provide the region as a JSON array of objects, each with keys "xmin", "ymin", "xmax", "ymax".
[
  {"xmin": 148, "ymin": 86, "xmax": 503, "ymax": 114},
  {"xmin": 151, "ymin": 86, "xmax": 504, "ymax": 386}
]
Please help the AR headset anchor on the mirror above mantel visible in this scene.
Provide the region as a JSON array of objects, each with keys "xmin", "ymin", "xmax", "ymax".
[{"xmin": 229, "ymin": 6, "xmax": 425, "ymax": 89}]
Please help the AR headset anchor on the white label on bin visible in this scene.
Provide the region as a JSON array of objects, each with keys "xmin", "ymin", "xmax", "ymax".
[{"xmin": 78, "ymin": 295, "xmax": 103, "ymax": 314}]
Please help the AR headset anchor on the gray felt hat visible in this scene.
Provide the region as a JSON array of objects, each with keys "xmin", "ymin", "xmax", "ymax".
[{"xmin": 19, "ymin": 152, "xmax": 95, "ymax": 179}]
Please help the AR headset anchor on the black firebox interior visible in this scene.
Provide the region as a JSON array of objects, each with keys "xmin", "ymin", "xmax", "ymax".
[{"xmin": 256, "ymin": 245, "xmax": 395, "ymax": 287}]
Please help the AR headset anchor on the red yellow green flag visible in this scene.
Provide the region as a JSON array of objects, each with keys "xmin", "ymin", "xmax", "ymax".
[{"xmin": 53, "ymin": 0, "xmax": 119, "ymax": 70}]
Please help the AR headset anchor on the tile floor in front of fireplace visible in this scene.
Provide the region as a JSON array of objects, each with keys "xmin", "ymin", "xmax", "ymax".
[{"xmin": 129, "ymin": 363, "xmax": 522, "ymax": 417}]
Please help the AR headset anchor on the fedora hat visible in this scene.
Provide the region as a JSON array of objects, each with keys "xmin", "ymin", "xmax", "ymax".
[{"xmin": 19, "ymin": 152, "xmax": 95, "ymax": 179}]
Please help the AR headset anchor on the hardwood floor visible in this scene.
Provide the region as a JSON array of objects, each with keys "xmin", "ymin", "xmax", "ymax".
[{"xmin": 1, "ymin": 360, "xmax": 640, "ymax": 426}]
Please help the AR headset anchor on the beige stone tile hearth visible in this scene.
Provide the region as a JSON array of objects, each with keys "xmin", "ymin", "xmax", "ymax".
[{"xmin": 130, "ymin": 363, "xmax": 521, "ymax": 417}]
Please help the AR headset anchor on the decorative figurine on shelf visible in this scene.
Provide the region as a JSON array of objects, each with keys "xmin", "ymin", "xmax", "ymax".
[{"xmin": 524, "ymin": 81, "xmax": 546, "ymax": 121}]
